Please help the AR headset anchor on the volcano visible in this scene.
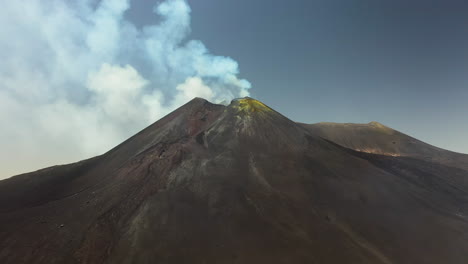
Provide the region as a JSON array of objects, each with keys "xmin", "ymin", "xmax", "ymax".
[{"xmin": 1, "ymin": 98, "xmax": 468, "ymax": 264}]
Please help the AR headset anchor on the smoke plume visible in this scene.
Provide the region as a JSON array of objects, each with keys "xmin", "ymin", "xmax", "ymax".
[{"xmin": 0, "ymin": 0, "xmax": 251, "ymax": 178}]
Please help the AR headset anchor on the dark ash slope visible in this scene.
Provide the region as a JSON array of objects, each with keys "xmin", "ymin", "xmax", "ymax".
[{"xmin": 1, "ymin": 98, "xmax": 468, "ymax": 264}]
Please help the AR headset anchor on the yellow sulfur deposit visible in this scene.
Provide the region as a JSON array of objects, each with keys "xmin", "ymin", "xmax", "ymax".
[{"xmin": 234, "ymin": 98, "xmax": 272, "ymax": 114}]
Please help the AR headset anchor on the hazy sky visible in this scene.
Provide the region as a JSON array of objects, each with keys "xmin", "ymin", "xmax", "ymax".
[{"xmin": 1, "ymin": 0, "xmax": 468, "ymax": 178}]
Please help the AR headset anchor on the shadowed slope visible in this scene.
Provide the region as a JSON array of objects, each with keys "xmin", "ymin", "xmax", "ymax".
[{"xmin": 1, "ymin": 98, "xmax": 468, "ymax": 264}]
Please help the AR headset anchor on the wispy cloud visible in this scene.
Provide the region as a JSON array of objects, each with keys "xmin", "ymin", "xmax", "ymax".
[{"xmin": 0, "ymin": 0, "xmax": 251, "ymax": 178}]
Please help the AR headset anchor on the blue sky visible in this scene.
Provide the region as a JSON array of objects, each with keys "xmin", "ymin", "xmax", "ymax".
[{"xmin": 176, "ymin": 0, "xmax": 468, "ymax": 153}]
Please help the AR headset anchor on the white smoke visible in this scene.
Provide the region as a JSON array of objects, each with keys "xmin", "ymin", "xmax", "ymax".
[{"xmin": 0, "ymin": 0, "xmax": 251, "ymax": 178}]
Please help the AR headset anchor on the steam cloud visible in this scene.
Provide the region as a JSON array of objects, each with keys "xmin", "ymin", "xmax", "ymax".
[{"xmin": 0, "ymin": 0, "xmax": 251, "ymax": 178}]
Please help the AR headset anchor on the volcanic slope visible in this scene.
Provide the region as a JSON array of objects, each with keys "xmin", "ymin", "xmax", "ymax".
[
  {"xmin": 1, "ymin": 98, "xmax": 468, "ymax": 264},
  {"xmin": 302, "ymin": 121, "xmax": 468, "ymax": 171}
]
